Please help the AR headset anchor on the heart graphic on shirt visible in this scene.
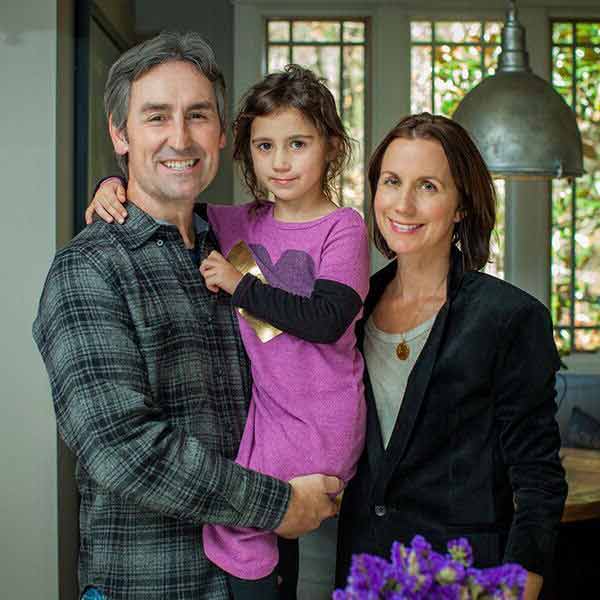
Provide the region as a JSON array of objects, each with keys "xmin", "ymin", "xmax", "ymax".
[{"xmin": 249, "ymin": 244, "xmax": 316, "ymax": 297}]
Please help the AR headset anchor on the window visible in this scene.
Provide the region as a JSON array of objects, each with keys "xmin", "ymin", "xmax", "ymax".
[
  {"xmin": 410, "ymin": 21, "xmax": 505, "ymax": 278},
  {"xmin": 551, "ymin": 21, "xmax": 600, "ymax": 353},
  {"xmin": 266, "ymin": 19, "xmax": 368, "ymax": 213}
]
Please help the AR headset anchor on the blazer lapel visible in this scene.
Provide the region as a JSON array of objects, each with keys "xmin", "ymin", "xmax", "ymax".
[
  {"xmin": 373, "ymin": 302, "xmax": 450, "ymax": 495},
  {"xmin": 369, "ymin": 247, "xmax": 464, "ymax": 499}
]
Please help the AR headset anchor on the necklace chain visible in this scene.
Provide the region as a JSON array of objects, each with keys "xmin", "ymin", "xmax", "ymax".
[{"xmin": 395, "ymin": 273, "xmax": 447, "ymax": 361}]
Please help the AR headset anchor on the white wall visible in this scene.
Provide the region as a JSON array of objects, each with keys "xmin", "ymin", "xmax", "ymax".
[{"xmin": 0, "ymin": 1, "xmax": 60, "ymax": 597}]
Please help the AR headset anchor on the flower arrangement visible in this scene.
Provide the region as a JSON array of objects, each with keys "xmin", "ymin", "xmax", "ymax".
[{"xmin": 333, "ymin": 535, "xmax": 526, "ymax": 599}]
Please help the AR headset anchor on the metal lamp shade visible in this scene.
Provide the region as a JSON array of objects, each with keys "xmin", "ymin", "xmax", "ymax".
[{"xmin": 453, "ymin": 1, "xmax": 584, "ymax": 179}]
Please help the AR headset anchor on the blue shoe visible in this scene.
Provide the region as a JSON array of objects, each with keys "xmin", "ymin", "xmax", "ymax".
[{"xmin": 81, "ymin": 587, "xmax": 104, "ymax": 600}]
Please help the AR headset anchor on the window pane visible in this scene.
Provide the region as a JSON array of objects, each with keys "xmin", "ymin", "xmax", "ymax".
[
  {"xmin": 343, "ymin": 21, "xmax": 365, "ymax": 43},
  {"xmin": 268, "ymin": 45, "xmax": 290, "ymax": 72},
  {"xmin": 268, "ymin": 20, "xmax": 290, "ymax": 42},
  {"xmin": 484, "ymin": 45, "xmax": 501, "ymax": 75},
  {"xmin": 292, "ymin": 21, "xmax": 341, "ymax": 43},
  {"xmin": 483, "ymin": 21, "xmax": 502, "ymax": 44},
  {"xmin": 553, "ymin": 22, "xmax": 573, "ymax": 44},
  {"xmin": 574, "ymin": 329, "xmax": 600, "ymax": 352},
  {"xmin": 484, "ymin": 178, "xmax": 505, "ymax": 279},
  {"xmin": 411, "ymin": 21, "xmax": 431, "ymax": 42},
  {"xmin": 435, "ymin": 22, "xmax": 481, "ymax": 43},
  {"xmin": 552, "ymin": 179, "xmax": 573, "ymax": 327},
  {"xmin": 291, "ymin": 45, "xmax": 341, "ymax": 104},
  {"xmin": 574, "ymin": 175, "xmax": 600, "ymax": 350},
  {"xmin": 576, "ymin": 46, "xmax": 600, "ymax": 122},
  {"xmin": 341, "ymin": 45, "xmax": 365, "ymax": 211},
  {"xmin": 411, "ymin": 46, "xmax": 432, "ymax": 113},
  {"xmin": 555, "ymin": 328, "xmax": 572, "ymax": 355},
  {"xmin": 552, "ymin": 46, "xmax": 573, "ymax": 106},
  {"xmin": 434, "ymin": 44, "xmax": 482, "ymax": 116},
  {"xmin": 576, "ymin": 22, "xmax": 600, "ymax": 45}
]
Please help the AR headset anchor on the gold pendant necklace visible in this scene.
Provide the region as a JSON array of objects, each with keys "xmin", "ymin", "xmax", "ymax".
[
  {"xmin": 392, "ymin": 273, "xmax": 448, "ymax": 362},
  {"xmin": 396, "ymin": 339, "xmax": 410, "ymax": 361}
]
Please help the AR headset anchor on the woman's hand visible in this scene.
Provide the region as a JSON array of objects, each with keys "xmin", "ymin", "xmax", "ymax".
[
  {"xmin": 523, "ymin": 571, "xmax": 543, "ymax": 600},
  {"xmin": 199, "ymin": 251, "xmax": 243, "ymax": 295},
  {"xmin": 85, "ymin": 177, "xmax": 128, "ymax": 225}
]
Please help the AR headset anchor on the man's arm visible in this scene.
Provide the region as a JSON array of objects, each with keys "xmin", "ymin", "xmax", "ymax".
[{"xmin": 33, "ymin": 247, "xmax": 293, "ymax": 530}]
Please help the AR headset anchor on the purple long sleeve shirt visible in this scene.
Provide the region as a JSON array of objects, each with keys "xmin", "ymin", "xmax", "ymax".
[{"xmin": 202, "ymin": 202, "xmax": 369, "ymax": 579}]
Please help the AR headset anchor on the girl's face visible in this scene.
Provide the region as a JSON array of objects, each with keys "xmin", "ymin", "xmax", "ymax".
[
  {"xmin": 250, "ymin": 107, "xmax": 331, "ymax": 206},
  {"xmin": 374, "ymin": 137, "xmax": 461, "ymax": 261}
]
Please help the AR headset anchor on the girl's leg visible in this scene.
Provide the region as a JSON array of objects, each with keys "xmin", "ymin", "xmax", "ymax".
[
  {"xmin": 228, "ymin": 572, "xmax": 280, "ymax": 600},
  {"xmin": 276, "ymin": 537, "xmax": 299, "ymax": 600}
]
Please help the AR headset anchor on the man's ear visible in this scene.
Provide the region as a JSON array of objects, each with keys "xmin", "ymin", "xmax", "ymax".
[
  {"xmin": 219, "ymin": 129, "xmax": 226, "ymax": 150},
  {"xmin": 109, "ymin": 115, "xmax": 129, "ymax": 156}
]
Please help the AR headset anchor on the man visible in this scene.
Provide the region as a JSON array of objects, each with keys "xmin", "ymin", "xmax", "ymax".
[{"xmin": 33, "ymin": 32, "xmax": 340, "ymax": 600}]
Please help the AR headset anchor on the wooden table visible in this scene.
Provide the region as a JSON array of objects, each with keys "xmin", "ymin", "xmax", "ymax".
[{"xmin": 560, "ymin": 447, "xmax": 600, "ymax": 522}]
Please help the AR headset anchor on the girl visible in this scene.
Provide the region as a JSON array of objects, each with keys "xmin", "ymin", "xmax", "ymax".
[{"xmin": 88, "ymin": 65, "xmax": 369, "ymax": 599}]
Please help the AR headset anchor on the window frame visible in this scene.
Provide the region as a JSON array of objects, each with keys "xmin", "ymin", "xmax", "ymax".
[{"xmin": 550, "ymin": 18, "xmax": 600, "ymax": 356}]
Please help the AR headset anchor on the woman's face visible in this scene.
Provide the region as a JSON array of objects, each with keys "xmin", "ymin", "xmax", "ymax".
[{"xmin": 374, "ymin": 137, "xmax": 461, "ymax": 260}]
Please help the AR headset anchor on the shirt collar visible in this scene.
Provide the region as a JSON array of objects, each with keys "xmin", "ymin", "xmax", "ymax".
[{"xmin": 115, "ymin": 202, "xmax": 208, "ymax": 249}]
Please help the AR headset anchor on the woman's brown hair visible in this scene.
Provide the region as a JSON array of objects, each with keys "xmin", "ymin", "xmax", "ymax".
[
  {"xmin": 232, "ymin": 64, "xmax": 352, "ymax": 207},
  {"xmin": 368, "ymin": 112, "xmax": 496, "ymax": 271}
]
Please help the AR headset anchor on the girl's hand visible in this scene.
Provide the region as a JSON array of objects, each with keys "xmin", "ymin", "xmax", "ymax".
[
  {"xmin": 199, "ymin": 251, "xmax": 244, "ymax": 295},
  {"xmin": 85, "ymin": 178, "xmax": 128, "ymax": 225}
]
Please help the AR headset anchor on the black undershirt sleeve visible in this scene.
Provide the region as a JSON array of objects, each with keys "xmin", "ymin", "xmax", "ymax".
[{"xmin": 232, "ymin": 274, "xmax": 363, "ymax": 344}]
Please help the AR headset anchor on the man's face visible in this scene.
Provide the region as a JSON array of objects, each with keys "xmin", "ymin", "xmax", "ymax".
[{"xmin": 110, "ymin": 60, "xmax": 226, "ymax": 205}]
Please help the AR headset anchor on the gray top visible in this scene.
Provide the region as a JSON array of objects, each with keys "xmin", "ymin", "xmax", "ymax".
[{"xmin": 364, "ymin": 313, "xmax": 437, "ymax": 448}]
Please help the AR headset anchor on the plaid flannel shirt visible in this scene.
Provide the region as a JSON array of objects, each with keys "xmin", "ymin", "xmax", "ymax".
[{"xmin": 33, "ymin": 202, "xmax": 290, "ymax": 600}]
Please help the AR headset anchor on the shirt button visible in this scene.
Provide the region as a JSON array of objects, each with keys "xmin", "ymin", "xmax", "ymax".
[
  {"xmin": 374, "ymin": 505, "xmax": 386, "ymax": 517},
  {"xmin": 156, "ymin": 239, "xmax": 164, "ymax": 247}
]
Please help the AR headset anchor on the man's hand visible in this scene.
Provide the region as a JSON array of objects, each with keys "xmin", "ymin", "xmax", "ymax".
[
  {"xmin": 199, "ymin": 251, "xmax": 243, "ymax": 294},
  {"xmin": 274, "ymin": 474, "xmax": 343, "ymax": 539},
  {"xmin": 85, "ymin": 177, "xmax": 128, "ymax": 225}
]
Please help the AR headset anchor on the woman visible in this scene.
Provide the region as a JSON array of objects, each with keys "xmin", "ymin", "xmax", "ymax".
[{"xmin": 336, "ymin": 113, "xmax": 567, "ymax": 600}]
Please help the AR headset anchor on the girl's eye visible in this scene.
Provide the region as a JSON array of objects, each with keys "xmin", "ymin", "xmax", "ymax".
[
  {"xmin": 382, "ymin": 176, "xmax": 399, "ymax": 186},
  {"xmin": 256, "ymin": 142, "xmax": 272, "ymax": 152},
  {"xmin": 148, "ymin": 115, "xmax": 166, "ymax": 123},
  {"xmin": 421, "ymin": 181, "xmax": 438, "ymax": 192},
  {"xmin": 290, "ymin": 140, "xmax": 305, "ymax": 150},
  {"xmin": 189, "ymin": 112, "xmax": 206, "ymax": 120}
]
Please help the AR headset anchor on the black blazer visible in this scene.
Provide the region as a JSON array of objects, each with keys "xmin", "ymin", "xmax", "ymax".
[{"xmin": 336, "ymin": 248, "xmax": 567, "ymax": 585}]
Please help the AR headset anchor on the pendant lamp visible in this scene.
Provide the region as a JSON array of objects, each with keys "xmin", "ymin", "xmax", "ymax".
[{"xmin": 453, "ymin": 0, "xmax": 583, "ymax": 179}]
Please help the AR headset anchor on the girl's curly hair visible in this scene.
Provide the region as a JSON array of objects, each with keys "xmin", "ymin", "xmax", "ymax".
[{"xmin": 232, "ymin": 64, "xmax": 352, "ymax": 207}]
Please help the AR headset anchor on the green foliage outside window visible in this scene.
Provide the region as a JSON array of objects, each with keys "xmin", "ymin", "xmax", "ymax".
[{"xmin": 552, "ymin": 22, "xmax": 600, "ymax": 353}]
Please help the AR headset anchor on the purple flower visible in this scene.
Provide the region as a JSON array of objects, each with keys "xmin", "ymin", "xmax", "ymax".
[
  {"xmin": 446, "ymin": 538, "xmax": 473, "ymax": 568},
  {"xmin": 333, "ymin": 536, "xmax": 527, "ymax": 600}
]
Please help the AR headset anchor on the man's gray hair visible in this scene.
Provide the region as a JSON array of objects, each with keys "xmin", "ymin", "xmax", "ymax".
[{"xmin": 104, "ymin": 31, "xmax": 226, "ymax": 176}]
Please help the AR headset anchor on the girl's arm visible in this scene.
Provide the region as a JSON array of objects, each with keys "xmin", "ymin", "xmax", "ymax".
[
  {"xmin": 86, "ymin": 175, "xmax": 128, "ymax": 224},
  {"xmin": 233, "ymin": 273, "xmax": 363, "ymax": 344},
  {"xmin": 200, "ymin": 215, "xmax": 370, "ymax": 344}
]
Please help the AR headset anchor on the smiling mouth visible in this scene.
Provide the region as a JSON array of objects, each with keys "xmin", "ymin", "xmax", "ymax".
[
  {"xmin": 161, "ymin": 159, "xmax": 199, "ymax": 171},
  {"xmin": 389, "ymin": 219, "xmax": 423, "ymax": 233},
  {"xmin": 269, "ymin": 177, "xmax": 298, "ymax": 185}
]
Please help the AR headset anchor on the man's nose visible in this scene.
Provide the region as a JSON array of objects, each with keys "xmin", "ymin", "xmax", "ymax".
[{"xmin": 170, "ymin": 117, "xmax": 192, "ymax": 151}]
